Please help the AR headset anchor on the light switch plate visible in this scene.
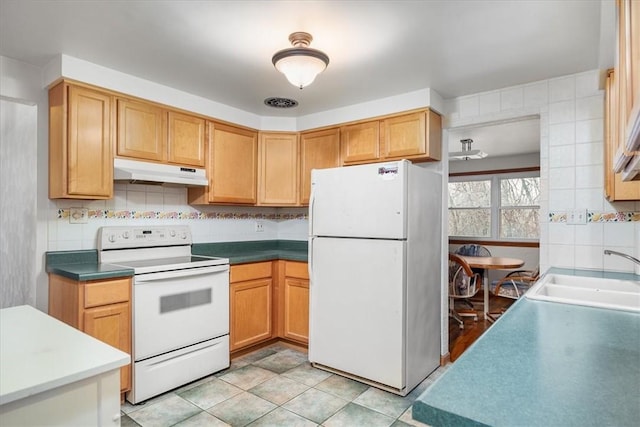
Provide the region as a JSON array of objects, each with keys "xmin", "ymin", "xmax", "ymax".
[
  {"xmin": 69, "ymin": 207, "xmax": 88, "ymax": 224},
  {"xmin": 255, "ymin": 220, "xmax": 264, "ymax": 232},
  {"xmin": 567, "ymin": 209, "xmax": 587, "ymax": 225}
]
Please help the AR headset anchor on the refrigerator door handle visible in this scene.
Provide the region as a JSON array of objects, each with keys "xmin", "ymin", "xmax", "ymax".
[
  {"xmin": 309, "ymin": 182, "xmax": 316, "ymax": 238},
  {"xmin": 308, "ymin": 237, "xmax": 314, "ymax": 281}
]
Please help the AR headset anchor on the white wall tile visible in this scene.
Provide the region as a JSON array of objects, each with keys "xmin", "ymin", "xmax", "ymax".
[
  {"xmin": 523, "ymin": 81, "xmax": 549, "ymax": 108},
  {"xmin": 548, "ymin": 244, "xmax": 575, "ymax": 268},
  {"xmin": 603, "ymin": 222, "xmax": 635, "ymax": 247},
  {"xmin": 575, "ymin": 188, "xmax": 605, "ymax": 211},
  {"xmin": 548, "ymin": 222, "xmax": 575, "ymax": 244},
  {"xmin": 575, "ymin": 95, "xmax": 604, "ymax": 120},
  {"xmin": 549, "ymin": 145, "xmax": 575, "ymax": 168},
  {"xmin": 575, "ymin": 119, "xmax": 604, "ymax": 143},
  {"xmin": 575, "ymin": 165, "xmax": 603, "ymax": 189},
  {"xmin": 146, "ymin": 192, "xmax": 163, "ymax": 211},
  {"xmin": 549, "ymin": 123, "xmax": 575, "ymax": 146},
  {"xmin": 458, "ymin": 96, "xmax": 479, "ymax": 118},
  {"xmin": 478, "ymin": 91, "xmax": 501, "ymax": 115},
  {"xmin": 549, "ymin": 76, "xmax": 575, "ymax": 102},
  {"xmin": 126, "ymin": 190, "xmax": 146, "ymax": 209},
  {"xmin": 574, "ymin": 223, "xmax": 603, "ymax": 246},
  {"xmin": 575, "ymin": 70, "xmax": 601, "ymax": 98},
  {"xmin": 549, "ymin": 100, "xmax": 576, "ymax": 124},
  {"xmin": 500, "ymin": 87, "xmax": 524, "ymax": 110},
  {"xmin": 549, "ymin": 167, "xmax": 576, "ymax": 189},
  {"xmin": 575, "ymin": 142, "xmax": 602, "ymax": 166},
  {"xmin": 574, "ymin": 245, "xmax": 604, "ymax": 270},
  {"xmin": 549, "ymin": 189, "xmax": 575, "ymax": 210}
]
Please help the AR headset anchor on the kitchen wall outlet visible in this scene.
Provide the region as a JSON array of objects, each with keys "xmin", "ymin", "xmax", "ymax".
[
  {"xmin": 567, "ymin": 209, "xmax": 587, "ymax": 225},
  {"xmin": 69, "ymin": 207, "xmax": 88, "ymax": 224},
  {"xmin": 255, "ymin": 220, "xmax": 264, "ymax": 232}
]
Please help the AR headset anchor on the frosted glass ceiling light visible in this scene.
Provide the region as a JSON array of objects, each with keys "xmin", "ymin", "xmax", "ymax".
[
  {"xmin": 449, "ymin": 138, "xmax": 488, "ymax": 161},
  {"xmin": 272, "ymin": 32, "xmax": 329, "ymax": 89}
]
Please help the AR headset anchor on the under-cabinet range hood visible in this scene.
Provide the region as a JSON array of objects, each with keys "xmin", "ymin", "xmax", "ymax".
[{"xmin": 113, "ymin": 158, "xmax": 208, "ymax": 186}]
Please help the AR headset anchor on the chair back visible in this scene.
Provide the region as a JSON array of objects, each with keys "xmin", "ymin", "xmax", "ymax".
[
  {"xmin": 448, "ymin": 253, "xmax": 480, "ymax": 298},
  {"xmin": 455, "ymin": 244, "xmax": 491, "ymax": 257}
]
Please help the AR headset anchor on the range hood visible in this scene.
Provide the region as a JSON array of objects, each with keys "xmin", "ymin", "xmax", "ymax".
[{"xmin": 113, "ymin": 158, "xmax": 208, "ymax": 186}]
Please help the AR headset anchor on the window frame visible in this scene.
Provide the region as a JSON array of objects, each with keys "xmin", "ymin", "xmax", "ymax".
[{"xmin": 448, "ymin": 170, "xmax": 540, "ymax": 243}]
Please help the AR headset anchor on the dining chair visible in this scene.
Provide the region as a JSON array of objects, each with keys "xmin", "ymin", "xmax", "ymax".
[
  {"xmin": 454, "ymin": 244, "xmax": 491, "ymax": 310},
  {"xmin": 488, "ymin": 266, "xmax": 540, "ymax": 318},
  {"xmin": 448, "ymin": 253, "xmax": 482, "ymax": 329}
]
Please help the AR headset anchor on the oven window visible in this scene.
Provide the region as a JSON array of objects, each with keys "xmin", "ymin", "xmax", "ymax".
[{"xmin": 160, "ymin": 288, "xmax": 212, "ymax": 313}]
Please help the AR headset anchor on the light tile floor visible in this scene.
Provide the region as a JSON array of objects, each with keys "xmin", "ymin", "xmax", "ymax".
[{"xmin": 121, "ymin": 344, "xmax": 447, "ymax": 427}]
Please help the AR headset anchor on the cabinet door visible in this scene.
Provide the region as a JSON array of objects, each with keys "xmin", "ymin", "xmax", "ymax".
[
  {"xmin": 605, "ymin": 69, "xmax": 640, "ymax": 200},
  {"xmin": 283, "ymin": 277, "xmax": 309, "ymax": 344},
  {"xmin": 58, "ymin": 85, "xmax": 113, "ymax": 198},
  {"xmin": 167, "ymin": 111, "xmax": 206, "ymax": 167},
  {"xmin": 83, "ymin": 302, "xmax": 131, "ymax": 393},
  {"xmin": 299, "ymin": 128, "xmax": 340, "ymax": 205},
  {"xmin": 382, "ymin": 112, "xmax": 426, "ymax": 159},
  {"xmin": 229, "ymin": 278, "xmax": 272, "ymax": 351},
  {"xmin": 341, "ymin": 121, "xmax": 380, "ymax": 164},
  {"xmin": 117, "ymin": 98, "xmax": 166, "ymax": 162},
  {"xmin": 210, "ymin": 123, "xmax": 258, "ymax": 204},
  {"xmin": 258, "ymin": 132, "xmax": 299, "ymax": 206}
]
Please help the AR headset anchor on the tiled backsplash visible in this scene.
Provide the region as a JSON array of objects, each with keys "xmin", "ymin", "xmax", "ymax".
[
  {"xmin": 49, "ymin": 183, "xmax": 309, "ymax": 250},
  {"xmin": 445, "ymin": 69, "xmax": 640, "ymax": 274}
]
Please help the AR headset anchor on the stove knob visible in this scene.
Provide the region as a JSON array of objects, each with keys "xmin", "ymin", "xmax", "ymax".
[
  {"xmin": 181, "ymin": 232, "xmax": 187, "ymax": 239},
  {"xmin": 123, "ymin": 231, "xmax": 130, "ymax": 239},
  {"xmin": 169, "ymin": 230, "xmax": 176, "ymax": 237},
  {"xmin": 108, "ymin": 234, "xmax": 117, "ymax": 243}
]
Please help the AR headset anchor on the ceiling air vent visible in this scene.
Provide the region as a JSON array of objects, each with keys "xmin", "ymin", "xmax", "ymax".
[{"xmin": 264, "ymin": 97, "xmax": 298, "ymax": 108}]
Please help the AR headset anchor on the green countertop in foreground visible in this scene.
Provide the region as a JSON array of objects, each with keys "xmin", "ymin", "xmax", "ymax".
[
  {"xmin": 46, "ymin": 240, "xmax": 308, "ymax": 281},
  {"xmin": 413, "ymin": 268, "xmax": 640, "ymax": 427}
]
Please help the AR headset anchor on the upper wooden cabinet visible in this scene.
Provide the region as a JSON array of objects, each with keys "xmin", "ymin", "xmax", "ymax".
[
  {"xmin": 167, "ymin": 111, "xmax": 206, "ymax": 167},
  {"xmin": 116, "ymin": 98, "xmax": 166, "ymax": 162},
  {"xmin": 116, "ymin": 98, "xmax": 206, "ymax": 167},
  {"xmin": 341, "ymin": 120, "xmax": 380, "ymax": 164},
  {"xmin": 605, "ymin": 69, "xmax": 640, "ymax": 200},
  {"xmin": 49, "ymin": 81, "xmax": 113, "ymax": 199},
  {"xmin": 258, "ymin": 132, "xmax": 299, "ymax": 206},
  {"xmin": 299, "ymin": 127, "xmax": 341, "ymax": 205},
  {"xmin": 341, "ymin": 109, "xmax": 441, "ymax": 165},
  {"xmin": 189, "ymin": 122, "xmax": 258, "ymax": 204}
]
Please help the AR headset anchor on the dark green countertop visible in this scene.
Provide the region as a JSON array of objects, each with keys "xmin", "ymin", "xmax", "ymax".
[
  {"xmin": 46, "ymin": 240, "xmax": 308, "ymax": 281},
  {"xmin": 413, "ymin": 267, "xmax": 640, "ymax": 427}
]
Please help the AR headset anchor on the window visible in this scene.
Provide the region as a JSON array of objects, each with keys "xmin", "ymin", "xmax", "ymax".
[{"xmin": 448, "ymin": 172, "xmax": 540, "ymax": 241}]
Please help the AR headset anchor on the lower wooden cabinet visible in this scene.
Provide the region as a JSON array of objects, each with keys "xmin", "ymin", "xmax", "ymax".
[
  {"xmin": 229, "ymin": 260, "xmax": 310, "ymax": 353},
  {"xmin": 282, "ymin": 262, "xmax": 309, "ymax": 344},
  {"xmin": 229, "ymin": 262, "xmax": 273, "ymax": 351},
  {"xmin": 48, "ymin": 275, "xmax": 132, "ymax": 394}
]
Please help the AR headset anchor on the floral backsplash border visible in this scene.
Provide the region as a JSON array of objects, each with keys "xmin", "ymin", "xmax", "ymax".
[
  {"xmin": 57, "ymin": 209, "xmax": 308, "ymax": 221},
  {"xmin": 549, "ymin": 211, "xmax": 640, "ymax": 223}
]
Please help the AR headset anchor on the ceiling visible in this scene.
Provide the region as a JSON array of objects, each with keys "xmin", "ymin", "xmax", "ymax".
[
  {"xmin": 0, "ymin": 0, "xmax": 612, "ymax": 119},
  {"xmin": 447, "ymin": 117, "xmax": 541, "ymax": 158}
]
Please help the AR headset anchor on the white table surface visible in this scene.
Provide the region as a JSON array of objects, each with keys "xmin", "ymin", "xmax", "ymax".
[{"xmin": 0, "ymin": 305, "xmax": 129, "ymax": 405}]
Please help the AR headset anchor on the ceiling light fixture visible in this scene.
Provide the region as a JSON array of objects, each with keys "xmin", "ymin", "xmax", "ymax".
[
  {"xmin": 449, "ymin": 138, "xmax": 488, "ymax": 161},
  {"xmin": 272, "ymin": 32, "xmax": 329, "ymax": 89}
]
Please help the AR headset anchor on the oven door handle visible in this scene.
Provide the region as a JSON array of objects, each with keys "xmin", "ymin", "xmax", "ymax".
[{"xmin": 134, "ymin": 264, "xmax": 229, "ymax": 283}]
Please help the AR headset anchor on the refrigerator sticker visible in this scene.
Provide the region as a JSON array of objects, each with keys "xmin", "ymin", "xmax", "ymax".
[{"xmin": 377, "ymin": 165, "xmax": 398, "ymax": 180}]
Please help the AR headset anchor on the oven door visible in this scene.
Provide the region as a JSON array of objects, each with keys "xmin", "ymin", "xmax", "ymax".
[{"xmin": 133, "ymin": 264, "xmax": 229, "ymax": 361}]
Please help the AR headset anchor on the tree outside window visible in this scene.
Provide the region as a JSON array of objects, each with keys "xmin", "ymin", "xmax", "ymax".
[{"xmin": 449, "ymin": 173, "xmax": 540, "ymax": 241}]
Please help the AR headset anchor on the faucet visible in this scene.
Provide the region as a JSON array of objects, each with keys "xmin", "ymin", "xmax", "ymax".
[{"xmin": 603, "ymin": 250, "xmax": 640, "ymax": 267}]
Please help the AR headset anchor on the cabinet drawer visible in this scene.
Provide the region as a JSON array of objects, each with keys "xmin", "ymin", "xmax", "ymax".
[
  {"xmin": 230, "ymin": 262, "xmax": 272, "ymax": 283},
  {"xmin": 84, "ymin": 278, "xmax": 130, "ymax": 308},
  {"xmin": 285, "ymin": 261, "xmax": 309, "ymax": 279}
]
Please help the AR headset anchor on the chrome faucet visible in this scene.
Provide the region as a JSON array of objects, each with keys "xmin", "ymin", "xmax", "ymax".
[{"xmin": 604, "ymin": 250, "xmax": 640, "ymax": 267}]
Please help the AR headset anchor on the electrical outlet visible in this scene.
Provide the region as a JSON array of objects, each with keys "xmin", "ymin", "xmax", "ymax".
[
  {"xmin": 255, "ymin": 220, "xmax": 264, "ymax": 232},
  {"xmin": 69, "ymin": 207, "xmax": 88, "ymax": 224}
]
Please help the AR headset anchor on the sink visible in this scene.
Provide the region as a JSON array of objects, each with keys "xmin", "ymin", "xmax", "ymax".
[{"xmin": 526, "ymin": 273, "xmax": 640, "ymax": 313}]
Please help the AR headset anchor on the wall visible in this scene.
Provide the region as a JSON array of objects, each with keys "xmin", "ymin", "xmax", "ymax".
[{"xmin": 445, "ymin": 69, "xmax": 640, "ymax": 275}]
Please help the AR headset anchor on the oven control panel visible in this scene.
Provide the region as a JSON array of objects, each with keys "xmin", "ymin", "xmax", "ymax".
[{"xmin": 98, "ymin": 226, "xmax": 192, "ymax": 250}]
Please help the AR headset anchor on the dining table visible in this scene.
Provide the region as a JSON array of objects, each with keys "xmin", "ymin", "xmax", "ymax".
[{"xmin": 458, "ymin": 255, "xmax": 525, "ymax": 321}]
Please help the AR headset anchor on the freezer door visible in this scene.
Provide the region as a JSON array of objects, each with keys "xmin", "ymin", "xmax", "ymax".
[
  {"xmin": 309, "ymin": 237, "xmax": 405, "ymax": 389},
  {"xmin": 310, "ymin": 161, "xmax": 407, "ymax": 239}
]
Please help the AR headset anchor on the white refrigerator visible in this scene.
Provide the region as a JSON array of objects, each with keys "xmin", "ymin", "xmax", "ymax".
[{"xmin": 308, "ymin": 160, "xmax": 441, "ymax": 396}]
